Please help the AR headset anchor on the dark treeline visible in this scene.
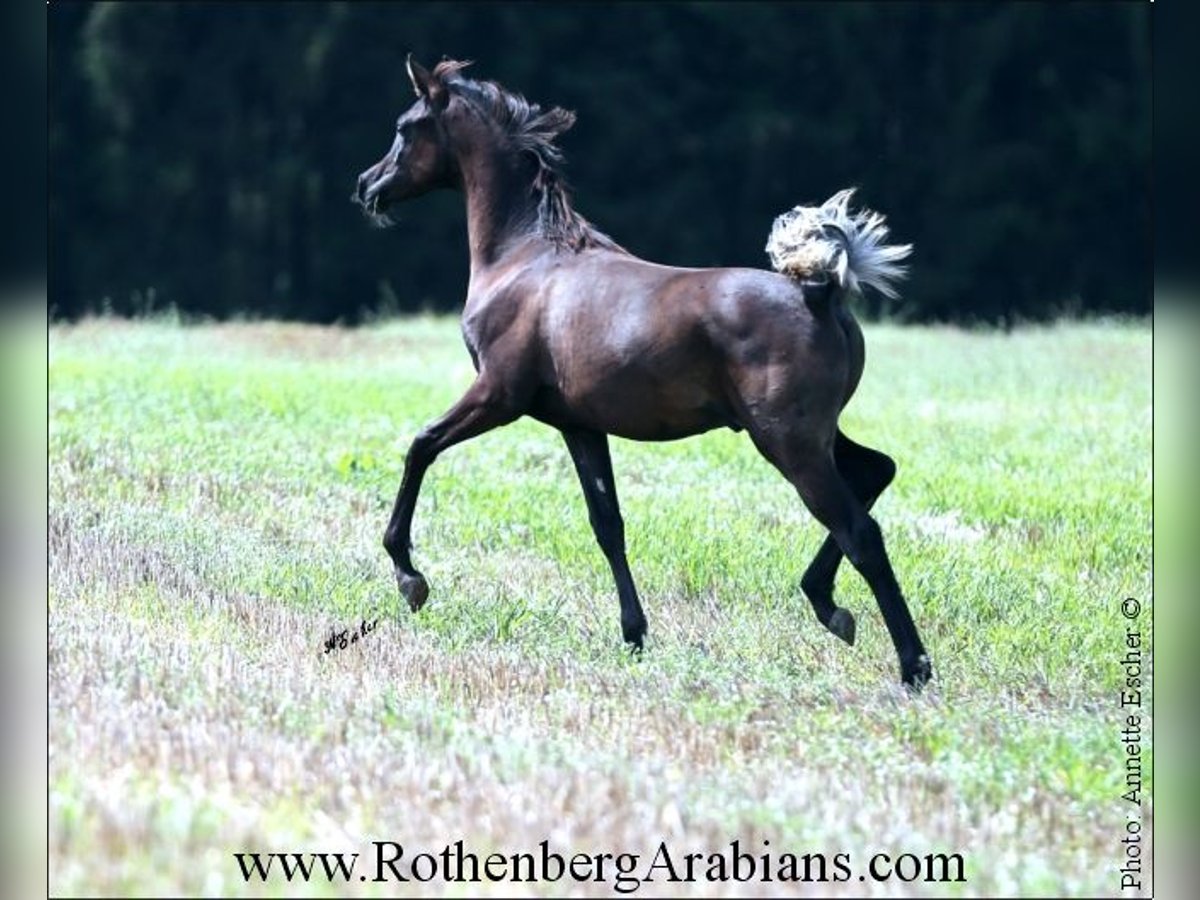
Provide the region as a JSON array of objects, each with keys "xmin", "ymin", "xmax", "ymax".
[{"xmin": 50, "ymin": 2, "xmax": 1150, "ymax": 325}]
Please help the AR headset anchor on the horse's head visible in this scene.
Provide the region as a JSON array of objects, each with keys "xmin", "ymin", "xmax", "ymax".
[{"xmin": 352, "ymin": 56, "xmax": 464, "ymax": 224}]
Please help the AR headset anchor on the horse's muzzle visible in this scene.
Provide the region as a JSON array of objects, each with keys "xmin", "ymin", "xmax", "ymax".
[{"xmin": 352, "ymin": 172, "xmax": 372, "ymax": 205}]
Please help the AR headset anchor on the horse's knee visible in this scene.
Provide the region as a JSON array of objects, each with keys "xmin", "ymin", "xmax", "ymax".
[{"xmin": 406, "ymin": 430, "xmax": 436, "ymax": 467}]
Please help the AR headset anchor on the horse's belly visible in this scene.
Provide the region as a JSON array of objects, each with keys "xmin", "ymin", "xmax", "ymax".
[
  {"xmin": 542, "ymin": 362, "xmax": 735, "ymax": 441},
  {"xmin": 539, "ymin": 284, "xmax": 736, "ymax": 439}
]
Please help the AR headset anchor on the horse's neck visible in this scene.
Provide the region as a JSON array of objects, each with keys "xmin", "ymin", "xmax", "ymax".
[{"xmin": 461, "ymin": 150, "xmax": 542, "ymax": 274}]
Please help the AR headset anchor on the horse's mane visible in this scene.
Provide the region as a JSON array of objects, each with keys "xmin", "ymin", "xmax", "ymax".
[{"xmin": 434, "ymin": 60, "xmax": 627, "ymax": 254}]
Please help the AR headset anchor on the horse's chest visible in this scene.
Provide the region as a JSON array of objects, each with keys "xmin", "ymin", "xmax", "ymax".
[{"xmin": 460, "ymin": 289, "xmax": 531, "ymax": 368}]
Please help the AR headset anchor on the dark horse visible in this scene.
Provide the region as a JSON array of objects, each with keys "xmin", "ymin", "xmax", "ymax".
[{"xmin": 354, "ymin": 58, "xmax": 932, "ymax": 689}]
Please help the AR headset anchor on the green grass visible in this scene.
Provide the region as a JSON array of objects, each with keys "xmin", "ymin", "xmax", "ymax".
[{"xmin": 49, "ymin": 316, "xmax": 1152, "ymax": 896}]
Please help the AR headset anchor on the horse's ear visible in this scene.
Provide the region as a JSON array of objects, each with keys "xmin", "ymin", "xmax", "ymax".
[
  {"xmin": 406, "ymin": 54, "xmax": 449, "ymax": 110},
  {"xmin": 406, "ymin": 54, "xmax": 431, "ymax": 97}
]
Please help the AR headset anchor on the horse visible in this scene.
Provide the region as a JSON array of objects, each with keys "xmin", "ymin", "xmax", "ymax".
[{"xmin": 353, "ymin": 57, "xmax": 932, "ymax": 689}]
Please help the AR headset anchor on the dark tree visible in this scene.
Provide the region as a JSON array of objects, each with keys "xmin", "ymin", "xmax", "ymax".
[{"xmin": 49, "ymin": 1, "xmax": 1151, "ymax": 325}]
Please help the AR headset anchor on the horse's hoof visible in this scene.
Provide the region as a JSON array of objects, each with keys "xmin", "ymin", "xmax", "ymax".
[
  {"xmin": 826, "ymin": 608, "xmax": 856, "ymax": 646},
  {"xmin": 901, "ymin": 654, "xmax": 933, "ymax": 692},
  {"xmin": 397, "ymin": 572, "xmax": 429, "ymax": 612}
]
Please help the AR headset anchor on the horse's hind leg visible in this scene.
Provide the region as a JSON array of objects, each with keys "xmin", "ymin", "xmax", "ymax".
[
  {"xmin": 560, "ymin": 428, "xmax": 648, "ymax": 651},
  {"xmin": 801, "ymin": 431, "xmax": 896, "ymax": 645},
  {"xmin": 751, "ymin": 430, "xmax": 930, "ymax": 688}
]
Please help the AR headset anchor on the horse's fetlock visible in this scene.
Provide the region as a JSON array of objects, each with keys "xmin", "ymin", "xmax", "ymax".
[
  {"xmin": 800, "ymin": 569, "xmax": 831, "ymax": 602},
  {"xmin": 621, "ymin": 609, "xmax": 647, "ymax": 642},
  {"xmin": 901, "ymin": 653, "xmax": 933, "ymax": 690},
  {"xmin": 382, "ymin": 526, "xmax": 400, "ymax": 555}
]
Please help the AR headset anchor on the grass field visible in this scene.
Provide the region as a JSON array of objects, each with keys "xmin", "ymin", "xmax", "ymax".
[{"xmin": 48, "ymin": 316, "xmax": 1152, "ymax": 897}]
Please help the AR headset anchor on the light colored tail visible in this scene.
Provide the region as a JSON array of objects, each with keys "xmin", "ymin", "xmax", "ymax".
[{"xmin": 765, "ymin": 188, "xmax": 912, "ymax": 299}]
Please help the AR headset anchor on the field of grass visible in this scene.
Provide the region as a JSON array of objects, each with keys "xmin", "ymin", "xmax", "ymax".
[{"xmin": 49, "ymin": 316, "xmax": 1151, "ymax": 896}]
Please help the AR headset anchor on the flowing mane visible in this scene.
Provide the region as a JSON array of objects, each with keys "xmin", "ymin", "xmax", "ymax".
[{"xmin": 433, "ymin": 60, "xmax": 627, "ymax": 254}]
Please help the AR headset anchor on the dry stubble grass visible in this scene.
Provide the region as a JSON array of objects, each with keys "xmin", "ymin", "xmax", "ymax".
[{"xmin": 49, "ymin": 316, "xmax": 1151, "ymax": 897}]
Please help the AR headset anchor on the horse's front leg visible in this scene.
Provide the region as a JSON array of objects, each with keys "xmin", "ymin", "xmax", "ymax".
[
  {"xmin": 383, "ymin": 376, "xmax": 519, "ymax": 611},
  {"xmin": 560, "ymin": 428, "xmax": 648, "ymax": 651}
]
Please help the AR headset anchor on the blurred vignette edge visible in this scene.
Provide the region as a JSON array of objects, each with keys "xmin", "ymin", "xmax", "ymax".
[
  {"xmin": 1, "ymin": 289, "xmax": 49, "ymax": 900},
  {"xmin": 0, "ymin": 0, "xmax": 48, "ymax": 895},
  {"xmin": 1153, "ymin": 285, "xmax": 1200, "ymax": 900}
]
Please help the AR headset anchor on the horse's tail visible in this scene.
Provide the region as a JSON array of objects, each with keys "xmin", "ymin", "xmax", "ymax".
[{"xmin": 764, "ymin": 188, "xmax": 912, "ymax": 300}]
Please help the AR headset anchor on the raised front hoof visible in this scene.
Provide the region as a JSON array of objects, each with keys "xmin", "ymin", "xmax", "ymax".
[
  {"xmin": 825, "ymin": 608, "xmax": 856, "ymax": 646},
  {"xmin": 901, "ymin": 655, "xmax": 934, "ymax": 693},
  {"xmin": 396, "ymin": 572, "xmax": 429, "ymax": 613}
]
